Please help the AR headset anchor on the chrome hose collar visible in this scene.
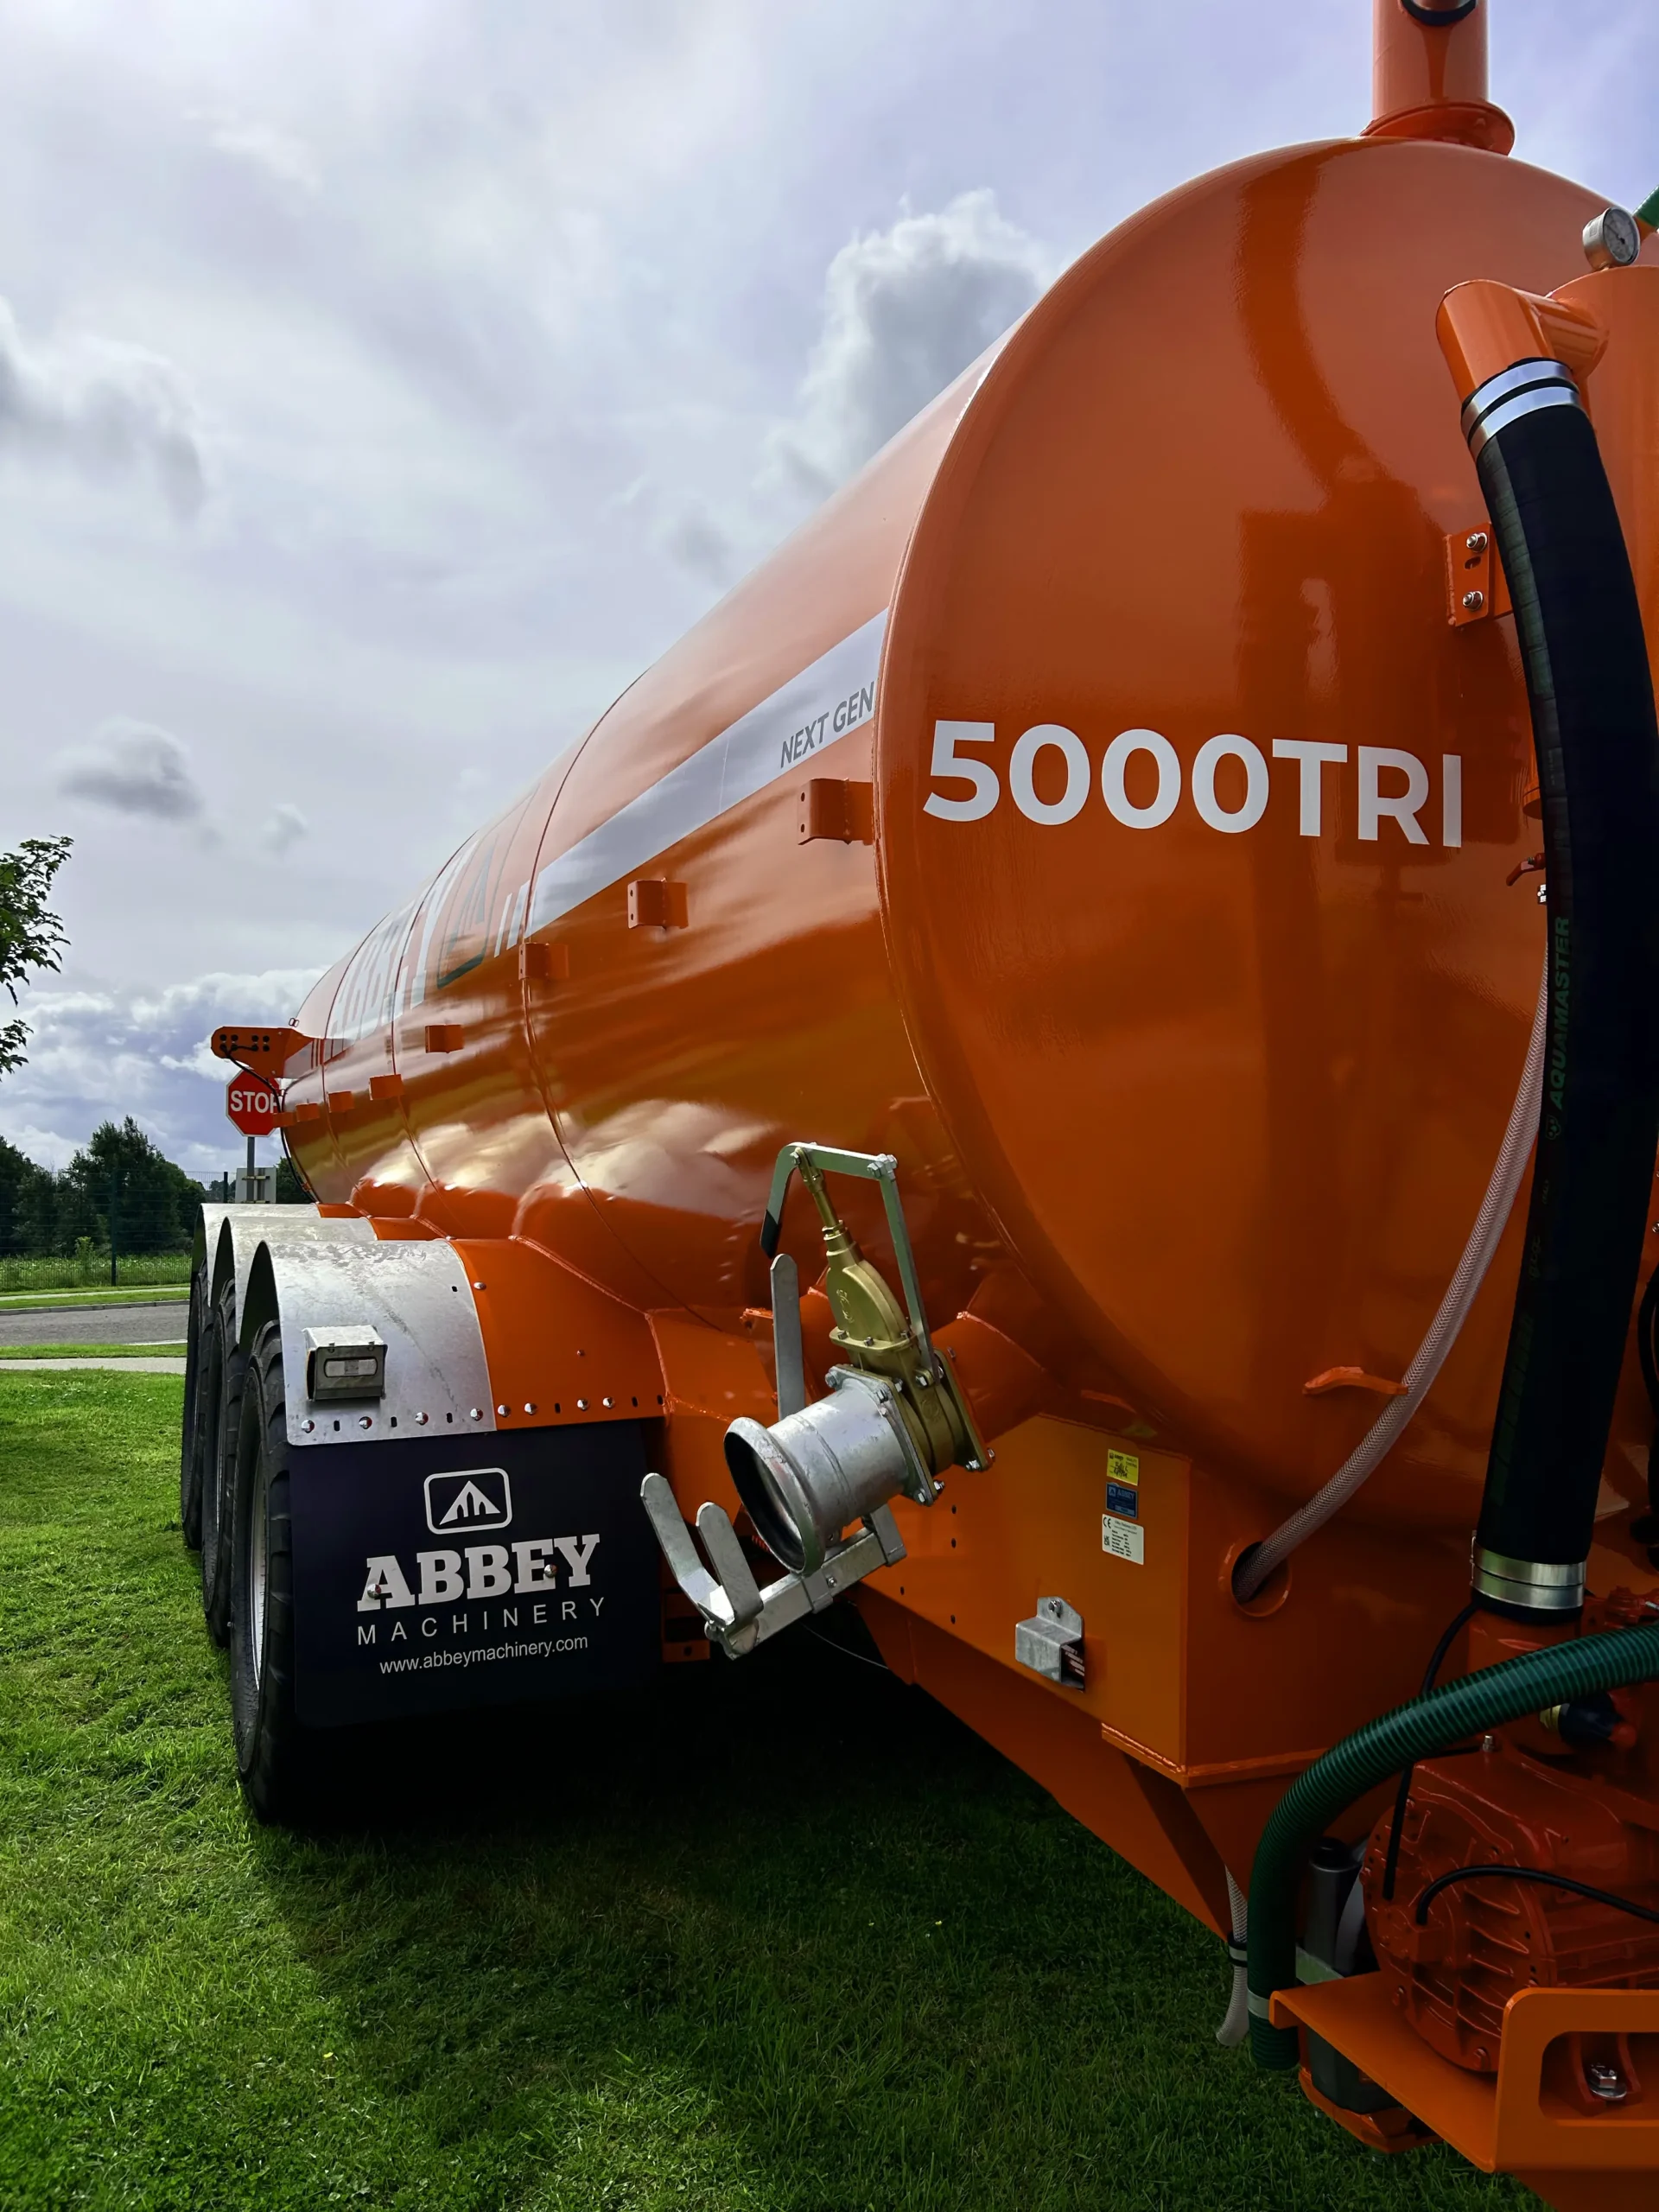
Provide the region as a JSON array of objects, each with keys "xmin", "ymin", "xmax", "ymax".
[
  {"xmin": 1471, "ymin": 1544, "xmax": 1586, "ymax": 1614},
  {"xmin": 1460, "ymin": 358, "xmax": 1582, "ymax": 460}
]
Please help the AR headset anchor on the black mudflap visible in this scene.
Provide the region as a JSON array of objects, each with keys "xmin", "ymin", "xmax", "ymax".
[{"xmin": 290, "ymin": 1421, "xmax": 659, "ymax": 1726}]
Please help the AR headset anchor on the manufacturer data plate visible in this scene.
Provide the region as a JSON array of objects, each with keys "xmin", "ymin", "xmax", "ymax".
[{"xmin": 1103, "ymin": 1514, "xmax": 1146, "ymax": 1566}]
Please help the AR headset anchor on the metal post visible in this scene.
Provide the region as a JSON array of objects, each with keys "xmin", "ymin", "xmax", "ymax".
[{"xmin": 109, "ymin": 1171, "xmax": 118, "ymax": 1287}]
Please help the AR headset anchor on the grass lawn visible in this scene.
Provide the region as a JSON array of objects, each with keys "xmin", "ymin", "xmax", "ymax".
[
  {"xmin": 0, "ymin": 1371, "xmax": 1530, "ymax": 2212},
  {"xmin": 0, "ymin": 1255, "xmax": 193, "ymax": 1295}
]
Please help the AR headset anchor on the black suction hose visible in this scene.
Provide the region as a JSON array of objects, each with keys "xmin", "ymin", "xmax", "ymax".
[
  {"xmin": 1463, "ymin": 357, "xmax": 1659, "ymax": 1617},
  {"xmin": 1631, "ymin": 1266, "xmax": 1659, "ymax": 1560},
  {"xmin": 1248, "ymin": 338, "xmax": 1659, "ymax": 2068}
]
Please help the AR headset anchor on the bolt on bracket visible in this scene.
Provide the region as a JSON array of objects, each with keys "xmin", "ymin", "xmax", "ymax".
[
  {"xmin": 1015, "ymin": 1595, "xmax": 1086, "ymax": 1686},
  {"xmin": 1446, "ymin": 522, "xmax": 1512, "ymax": 626}
]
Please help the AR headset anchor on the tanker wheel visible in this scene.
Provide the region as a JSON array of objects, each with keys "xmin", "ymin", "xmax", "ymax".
[
  {"xmin": 198, "ymin": 1276, "xmax": 245, "ymax": 1647},
  {"xmin": 178, "ymin": 1266, "xmax": 207, "ymax": 1549},
  {"xmin": 229, "ymin": 1320, "xmax": 312, "ymax": 1822}
]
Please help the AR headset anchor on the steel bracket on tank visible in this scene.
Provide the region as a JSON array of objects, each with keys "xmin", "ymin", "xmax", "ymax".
[
  {"xmin": 761, "ymin": 1143, "xmax": 932, "ymax": 1354},
  {"xmin": 760, "ymin": 1141, "xmax": 989, "ymax": 1475},
  {"xmin": 639, "ymin": 1471, "xmax": 906, "ymax": 1658}
]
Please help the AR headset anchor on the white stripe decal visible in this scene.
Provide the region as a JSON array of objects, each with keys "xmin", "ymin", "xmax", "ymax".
[{"xmin": 528, "ymin": 609, "xmax": 887, "ymax": 934}]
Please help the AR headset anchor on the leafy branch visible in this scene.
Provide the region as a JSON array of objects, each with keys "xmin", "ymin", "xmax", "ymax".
[{"xmin": 0, "ymin": 836, "xmax": 73, "ymax": 1079}]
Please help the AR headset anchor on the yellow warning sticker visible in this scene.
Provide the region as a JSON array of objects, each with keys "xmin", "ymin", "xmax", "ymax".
[{"xmin": 1107, "ymin": 1449, "xmax": 1141, "ymax": 1488}]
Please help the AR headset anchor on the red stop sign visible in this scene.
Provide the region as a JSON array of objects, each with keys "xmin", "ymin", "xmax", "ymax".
[{"xmin": 226, "ymin": 1071, "xmax": 281, "ymax": 1136}]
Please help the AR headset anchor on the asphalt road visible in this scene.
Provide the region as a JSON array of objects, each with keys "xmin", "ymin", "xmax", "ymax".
[{"xmin": 0, "ymin": 1300, "xmax": 189, "ymax": 1349}]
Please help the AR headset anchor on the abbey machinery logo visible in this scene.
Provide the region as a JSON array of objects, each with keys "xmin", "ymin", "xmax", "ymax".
[{"xmin": 423, "ymin": 1467, "xmax": 512, "ymax": 1535}]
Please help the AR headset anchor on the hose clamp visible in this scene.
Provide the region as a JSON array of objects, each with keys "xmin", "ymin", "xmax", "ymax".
[
  {"xmin": 1461, "ymin": 359, "xmax": 1582, "ymax": 460},
  {"xmin": 1246, "ymin": 1991, "xmax": 1274, "ymax": 2019},
  {"xmin": 1471, "ymin": 1545, "xmax": 1586, "ymax": 1614}
]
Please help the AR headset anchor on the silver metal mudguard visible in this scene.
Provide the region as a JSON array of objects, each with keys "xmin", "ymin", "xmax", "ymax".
[
  {"xmin": 259, "ymin": 1237, "xmax": 496, "ymax": 1450},
  {"xmin": 201, "ymin": 1202, "xmax": 378, "ymax": 1337}
]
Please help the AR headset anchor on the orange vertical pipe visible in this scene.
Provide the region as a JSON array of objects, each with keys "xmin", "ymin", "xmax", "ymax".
[{"xmin": 1368, "ymin": 0, "xmax": 1514, "ymax": 152}]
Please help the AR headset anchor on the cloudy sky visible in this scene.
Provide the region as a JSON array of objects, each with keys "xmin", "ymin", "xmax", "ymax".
[{"xmin": 2, "ymin": 0, "xmax": 1655, "ymax": 1179}]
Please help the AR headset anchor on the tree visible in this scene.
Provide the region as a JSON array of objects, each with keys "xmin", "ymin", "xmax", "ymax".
[
  {"xmin": 13, "ymin": 1158, "xmax": 64, "ymax": 1257},
  {"xmin": 275, "ymin": 1154, "xmax": 313, "ymax": 1204},
  {"xmin": 0, "ymin": 1120, "xmax": 207, "ymax": 1258},
  {"xmin": 61, "ymin": 1120, "xmax": 206, "ymax": 1255},
  {"xmin": 0, "ymin": 1134, "xmax": 54, "ymax": 1255},
  {"xmin": 0, "ymin": 837, "xmax": 73, "ymax": 1078}
]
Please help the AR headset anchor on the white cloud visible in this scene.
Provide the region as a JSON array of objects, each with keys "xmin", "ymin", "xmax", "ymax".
[
  {"xmin": 58, "ymin": 719, "xmax": 207, "ymax": 822},
  {"xmin": 206, "ymin": 118, "xmax": 321, "ymax": 194},
  {"xmin": 0, "ymin": 296, "xmax": 207, "ymax": 518},
  {"xmin": 259, "ymin": 802, "xmax": 308, "ymax": 855},
  {"xmin": 769, "ymin": 190, "xmax": 1055, "ymax": 497},
  {"xmin": 0, "ymin": 967, "xmax": 321, "ymax": 1177},
  {"xmin": 658, "ymin": 505, "xmax": 736, "ymax": 588},
  {"xmin": 3, "ymin": 1122, "xmax": 80, "ymax": 1174}
]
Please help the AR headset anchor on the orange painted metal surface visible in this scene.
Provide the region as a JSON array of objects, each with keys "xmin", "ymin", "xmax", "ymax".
[
  {"xmin": 876, "ymin": 140, "xmax": 1612, "ymax": 1528},
  {"xmin": 1274, "ymin": 1977, "xmax": 1659, "ymax": 2194},
  {"xmin": 1366, "ymin": 0, "xmax": 1513, "ymax": 153},
  {"xmin": 446, "ymin": 1236, "xmax": 664, "ymax": 1433},
  {"xmin": 232, "ymin": 8, "xmax": 1659, "ymax": 2187},
  {"xmin": 1436, "ymin": 277, "xmax": 1606, "ymax": 399}
]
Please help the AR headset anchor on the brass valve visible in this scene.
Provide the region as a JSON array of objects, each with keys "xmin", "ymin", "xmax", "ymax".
[{"xmin": 791, "ymin": 1148, "xmax": 982, "ymax": 1483}]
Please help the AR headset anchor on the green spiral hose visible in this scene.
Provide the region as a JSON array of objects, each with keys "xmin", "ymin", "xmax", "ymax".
[{"xmin": 1248, "ymin": 1621, "xmax": 1659, "ymax": 2067}]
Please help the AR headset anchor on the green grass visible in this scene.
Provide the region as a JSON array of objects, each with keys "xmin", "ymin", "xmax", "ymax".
[
  {"xmin": 0, "ymin": 1288, "xmax": 190, "ymax": 1315},
  {"xmin": 0, "ymin": 1372, "xmax": 1531, "ymax": 2212},
  {"xmin": 0, "ymin": 1254, "xmax": 193, "ymax": 1294},
  {"xmin": 0, "ymin": 1344, "xmax": 187, "ymax": 1359}
]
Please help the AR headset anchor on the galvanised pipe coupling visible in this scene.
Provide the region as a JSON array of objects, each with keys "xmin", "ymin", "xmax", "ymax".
[
  {"xmin": 642, "ymin": 1144, "xmax": 979, "ymax": 1656},
  {"xmin": 726, "ymin": 1364, "xmax": 936, "ymax": 1579}
]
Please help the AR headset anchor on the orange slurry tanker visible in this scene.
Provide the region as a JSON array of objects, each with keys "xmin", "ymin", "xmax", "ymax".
[{"xmin": 187, "ymin": 3, "xmax": 1659, "ymax": 2195}]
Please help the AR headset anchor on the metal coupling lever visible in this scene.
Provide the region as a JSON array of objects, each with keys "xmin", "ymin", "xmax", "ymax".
[{"xmin": 639, "ymin": 1471, "xmax": 906, "ymax": 1659}]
